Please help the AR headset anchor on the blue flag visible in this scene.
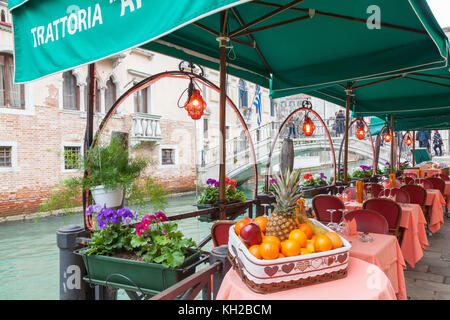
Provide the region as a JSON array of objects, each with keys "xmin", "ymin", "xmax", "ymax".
[{"xmin": 252, "ymin": 85, "xmax": 262, "ymax": 126}]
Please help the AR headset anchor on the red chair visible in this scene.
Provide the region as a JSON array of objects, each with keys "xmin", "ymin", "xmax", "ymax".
[
  {"xmin": 211, "ymin": 220, "xmax": 235, "ymax": 247},
  {"xmin": 402, "ymin": 176, "xmax": 415, "ymax": 185},
  {"xmin": 433, "ymin": 173, "xmax": 450, "ymax": 181},
  {"xmin": 400, "ymin": 184, "xmax": 427, "ymax": 206},
  {"xmin": 343, "ymin": 186, "xmax": 367, "ymax": 201},
  {"xmin": 425, "ymin": 177, "xmax": 445, "ymax": 194},
  {"xmin": 364, "ymin": 183, "xmax": 383, "ymax": 198},
  {"xmin": 415, "ymin": 178, "xmax": 434, "ymax": 190},
  {"xmin": 378, "ymin": 188, "xmax": 410, "ymax": 204},
  {"xmin": 362, "ymin": 198, "xmax": 402, "ymax": 238},
  {"xmin": 344, "ymin": 209, "xmax": 389, "ymax": 234},
  {"xmin": 312, "ymin": 195, "xmax": 345, "ymax": 223}
]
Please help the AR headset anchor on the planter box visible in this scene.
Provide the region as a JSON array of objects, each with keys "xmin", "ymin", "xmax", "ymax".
[
  {"xmin": 228, "ymin": 219, "xmax": 351, "ymax": 294},
  {"xmin": 195, "ymin": 202, "xmax": 248, "ymax": 222},
  {"xmin": 77, "ymin": 248, "xmax": 202, "ymax": 294},
  {"xmin": 302, "ymin": 185, "xmax": 331, "ymax": 198}
]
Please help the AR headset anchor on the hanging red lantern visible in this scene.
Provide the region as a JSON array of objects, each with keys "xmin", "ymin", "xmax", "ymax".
[
  {"xmin": 184, "ymin": 88, "xmax": 207, "ymax": 120},
  {"xmin": 302, "ymin": 116, "xmax": 315, "ymax": 136},
  {"xmin": 355, "ymin": 123, "xmax": 366, "ymax": 140},
  {"xmin": 405, "ymin": 135, "xmax": 413, "ymax": 146},
  {"xmin": 384, "ymin": 131, "xmax": 392, "ymax": 143}
]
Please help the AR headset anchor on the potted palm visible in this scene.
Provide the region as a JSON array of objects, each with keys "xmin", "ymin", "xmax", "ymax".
[{"xmin": 67, "ymin": 137, "xmax": 148, "ymax": 208}]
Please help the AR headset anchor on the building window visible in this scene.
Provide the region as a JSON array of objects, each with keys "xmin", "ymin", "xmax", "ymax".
[
  {"xmin": 0, "ymin": 146, "xmax": 11, "ymax": 167},
  {"xmin": 203, "ymin": 118, "xmax": 208, "ymax": 139},
  {"xmin": 63, "ymin": 146, "xmax": 81, "ymax": 170},
  {"xmin": 1, "ymin": 10, "xmax": 5, "ymax": 23},
  {"xmin": 226, "ymin": 125, "xmax": 230, "ymax": 140},
  {"xmin": 0, "ymin": 53, "xmax": 25, "ymax": 109},
  {"xmin": 161, "ymin": 148, "xmax": 176, "ymax": 166},
  {"xmin": 105, "ymin": 77, "xmax": 116, "ymax": 113},
  {"xmin": 63, "ymin": 71, "xmax": 79, "ymax": 110},
  {"xmin": 238, "ymin": 79, "xmax": 248, "ymax": 109},
  {"xmin": 134, "ymin": 87, "xmax": 149, "ymax": 113}
]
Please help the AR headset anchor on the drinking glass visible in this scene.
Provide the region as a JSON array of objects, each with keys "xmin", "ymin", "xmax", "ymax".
[
  {"xmin": 326, "ymin": 209, "xmax": 339, "ymax": 231},
  {"xmin": 359, "ymin": 232, "xmax": 373, "ymax": 242}
]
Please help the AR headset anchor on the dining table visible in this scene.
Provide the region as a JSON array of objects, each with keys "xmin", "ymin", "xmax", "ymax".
[
  {"xmin": 344, "ymin": 232, "xmax": 406, "ymax": 300},
  {"xmin": 424, "ymin": 189, "xmax": 446, "ymax": 233},
  {"xmin": 216, "ymin": 257, "xmax": 397, "ymax": 300},
  {"xmin": 443, "ymin": 181, "xmax": 450, "ymax": 210},
  {"xmin": 404, "ymin": 168, "xmax": 442, "ymax": 178},
  {"xmin": 344, "ymin": 201, "xmax": 428, "ymax": 268}
]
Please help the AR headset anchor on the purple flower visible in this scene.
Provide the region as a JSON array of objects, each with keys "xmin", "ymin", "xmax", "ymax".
[
  {"xmin": 269, "ymin": 178, "xmax": 277, "ymax": 184},
  {"xmin": 206, "ymin": 178, "xmax": 217, "ymax": 185},
  {"xmin": 154, "ymin": 211, "xmax": 168, "ymax": 222},
  {"xmin": 360, "ymin": 165, "xmax": 370, "ymax": 171},
  {"xmin": 339, "ymin": 168, "xmax": 344, "ymax": 172},
  {"xmin": 214, "ymin": 181, "xmax": 220, "ymax": 188},
  {"xmin": 385, "ymin": 161, "xmax": 390, "ymax": 165},
  {"xmin": 319, "ymin": 172, "xmax": 327, "ymax": 179}
]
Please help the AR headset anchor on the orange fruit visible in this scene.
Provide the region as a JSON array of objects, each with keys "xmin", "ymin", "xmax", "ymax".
[
  {"xmin": 254, "ymin": 216, "xmax": 269, "ymax": 233},
  {"xmin": 314, "ymin": 235, "xmax": 333, "ymax": 252},
  {"xmin": 259, "ymin": 242, "xmax": 279, "ymax": 260},
  {"xmin": 305, "ymin": 239, "xmax": 316, "ymax": 253},
  {"xmin": 298, "ymin": 223, "xmax": 313, "ymax": 239},
  {"xmin": 300, "ymin": 248, "xmax": 310, "ymax": 255},
  {"xmin": 248, "ymin": 245, "xmax": 262, "ymax": 259},
  {"xmin": 278, "ymin": 253, "xmax": 285, "ymax": 258},
  {"xmin": 262, "ymin": 236, "xmax": 281, "ymax": 251},
  {"xmin": 326, "ymin": 232, "xmax": 343, "ymax": 249},
  {"xmin": 281, "ymin": 239, "xmax": 301, "ymax": 257},
  {"xmin": 288, "ymin": 229, "xmax": 307, "ymax": 248},
  {"xmin": 235, "ymin": 219, "xmax": 250, "ymax": 235}
]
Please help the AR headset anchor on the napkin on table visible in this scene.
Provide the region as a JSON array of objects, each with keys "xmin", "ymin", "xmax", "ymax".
[{"xmin": 346, "ymin": 218, "xmax": 358, "ymax": 236}]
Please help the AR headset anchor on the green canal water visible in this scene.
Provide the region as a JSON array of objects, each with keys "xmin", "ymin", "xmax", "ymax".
[{"xmin": 0, "ymin": 162, "xmax": 371, "ymax": 300}]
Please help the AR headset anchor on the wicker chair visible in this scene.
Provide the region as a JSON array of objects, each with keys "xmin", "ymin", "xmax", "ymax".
[
  {"xmin": 312, "ymin": 195, "xmax": 345, "ymax": 223},
  {"xmin": 364, "ymin": 183, "xmax": 383, "ymax": 198},
  {"xmin": 362, "ymin": 198, "xmax": 402, "ymax": 238},
  {"xmin": 344, "ymin": 209, "xmax": 389, "ymax": 234},
  {"xmin": 378, "ymin": 188, "xmax": 410, "ymax": 204}
]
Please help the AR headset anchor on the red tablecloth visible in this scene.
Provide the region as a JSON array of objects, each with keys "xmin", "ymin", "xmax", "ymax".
[
  {"xmin": 443, "ymin": 181, "xmax": 450, "ymax": 209},
  {"xmin": 425, "ymin": 189, "xmax": 446, "ymax": 233},
  {"xmin": 216, "ymin": 257, "xmax": 396, "ymax": 300},
  {"xmin": 404, "ymin": 168, "xmax": 442, "ymax": 178},
  {"xmin": 345, "ymin": 233, "xmax": 406, "ymax": 300},
  {"xmin": 345, "ymin": 202, "xmax": 428, "ymax": 268}
]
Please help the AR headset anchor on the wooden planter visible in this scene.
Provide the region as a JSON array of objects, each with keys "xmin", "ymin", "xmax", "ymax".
[
  {"xmin": 195, "ymin": 202, "xmax": 249, "ymax": 222},
  {"xmin": 302, "ymin": 185, "xmax": 332, "ymax": 198},
  {"xmin": 228, "ymin": 219, "xmax": 351, "ymax": 294},
  {"xmin": 76, "ymin": 248, "xmax": 203, "ymax": 294}
]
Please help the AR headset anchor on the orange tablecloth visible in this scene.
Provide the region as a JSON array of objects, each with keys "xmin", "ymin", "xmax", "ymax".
[
  {"xmin": 216, "ymin": 257, "xmax": 396, "ymax": 300},
  {"xmin": 425, "ymin": 189, "xmax": 446, "ymax": 233},
  {"xmin": 444, "ymin": 181, "xmax": 450, "ymax": 209},
  {"xmin": 381, "ymin": 180, "xmax": 401, "ymax": 188},
  {"xmin": 345, "ymin": 233, "xmax": 406, "ymax": 300},
  {"xmin": 404, "ymin": 168, "xmax": 442, "ymax": 178},
  {"xmin": 345, "ymin": 202, "xmax": 428, "ymax": 268}
]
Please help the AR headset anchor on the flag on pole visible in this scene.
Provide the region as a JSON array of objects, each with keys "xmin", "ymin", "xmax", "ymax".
[{"xmin": 252, "ymin": 85, "xmax": 262, "ymax": 126}]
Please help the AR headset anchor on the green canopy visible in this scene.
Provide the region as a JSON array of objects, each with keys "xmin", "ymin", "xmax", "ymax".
[
  {"xmin": 367, "ymin": 117, "xmax": 387, "ymax": 136},
  {"xmin": 10, "ymin": 0, "xmax": 448, "ymax": 96}
]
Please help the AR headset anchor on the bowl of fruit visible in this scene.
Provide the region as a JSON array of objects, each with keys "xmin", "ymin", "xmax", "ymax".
[{"xmin": 228, "ymin": 170, "xmax": 351, "ymax": 294}]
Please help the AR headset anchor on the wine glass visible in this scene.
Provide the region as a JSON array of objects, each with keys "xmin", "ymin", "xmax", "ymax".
[
  {"xmin": 326, "ymin": 209, "xmax": 338, "ymax": 231},
  {"xmin": 359, "ymin": 232, "xmax": 373, "ymax": 242}
]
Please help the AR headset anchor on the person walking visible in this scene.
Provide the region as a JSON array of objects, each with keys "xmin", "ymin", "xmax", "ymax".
[
  {"xmin": 433, "ymin": 130, "xmax": 443, "ymax": 156},
  {"xmin": 336, "ymin": 110, "xmax": 345, "ymax": 137}
]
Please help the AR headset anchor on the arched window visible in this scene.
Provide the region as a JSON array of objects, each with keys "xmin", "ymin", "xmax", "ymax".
[
  {"xmin": 1, "ymin": 10, "xmax": 6, "ymax": 23},
  {"xmin": 63, "ymin": 71, "xmax": 79, "ymax": 110},
  {"xmin": 238, "ymin": 79, "xmax": 248, "ymax": 109},
  {"xmin": 105, "ymin": 77, "xmax": 117, "ymax": 113},
  {"xmin": 0, "ymin": 53, "xmax": 24, "ymax": 109}
]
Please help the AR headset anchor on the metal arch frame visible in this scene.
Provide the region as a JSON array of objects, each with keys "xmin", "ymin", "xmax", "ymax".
[
  {"xmin": 83, "ymin": 70, "xmax": 258, "ymax": 230},
  {"xmin": 398, "ymin": 131, "xmax": 413, "ymax": 166},
  {"xmin": 379, "ymin": 125, "xmax": 399, "ymax": 171},
  {"xmin": 264, "ymin": 107, "xmax": 337, "ymax": 191},
  {"xmin": 337, "ymin": 118, "xmax": 376, "ymax": 178}
]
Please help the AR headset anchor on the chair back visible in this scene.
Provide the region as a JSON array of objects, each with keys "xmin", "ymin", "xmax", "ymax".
[
  {"xmin": 364, "ymin": 183, "xmax": 383, "ymax": 198},
  {"xmin": 400, "ymin": 184, "xmax": 427, "ymax": 206},
  {"xmin": 433, "ymin": 173, "xmax": 450, "ymax": 181},
  {"xmin": 378, "ymin": 188, "xmax": 410, "ymax": 203},
  {"xmin": 362, "ymin": 198, "xmax": 402, "ymax": 236},
  {"xmin": 403, "ymin": 176, "xmax": 415, "ymax": 185},
  {"xmin": 415, "ymin": 178, "xmax": 434, "ymax": 189},
  {"xmin": 425, "ymin": 177, "xmax": 445, "ymax": 194},
  {"xmin": 211, "ymin": 220, "xmax": 235, "ymax": 247},
  {"xmin": 344, "ymin": 209, "xmax": 389, "ymax": 234},
  {"xmin": 312, "ymin": 195, "xmax": 345, "ymax": 223}
]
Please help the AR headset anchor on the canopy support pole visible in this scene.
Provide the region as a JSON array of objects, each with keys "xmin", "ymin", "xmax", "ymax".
[
  {"xmin": 390, "ymin": 114, "xmax": 395, "ymax": 174},
  {"xmin": 343, "ymin": 84, "xmax": 352, "ymax": 184},
  {"xmin": 218, "ymin": 12, "xmax": 228, "ymax": 220},
  {"xmin": 412, "ymin": 130, "xmax": 416, "ymax": 166}
]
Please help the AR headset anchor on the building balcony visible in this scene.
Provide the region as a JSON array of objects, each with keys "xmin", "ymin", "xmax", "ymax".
[{"xmin": 131, "ymin": 113, "xmax": 162, "ymax": 146}]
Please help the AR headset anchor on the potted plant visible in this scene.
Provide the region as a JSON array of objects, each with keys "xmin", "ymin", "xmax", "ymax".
[
  {"xmin": 67, "ymin": 137, "xmax": 148, "ymax": 208},
  {"xmin": 351, "ymin": 165, "xmax": 373, "ymax": 181},
  {"xmin": 196, "ymin": 177, "xmax": 247, "ymax": 221},
  {"xmin": 261, "ymin": 177, "xmax": 277, "ymax": 194},
  {"xmin": 302, "ymin": 173, "xmax": 330, "ymax": 197},
  {"xmin": 77, "ymin": 205, "xmax": 203, "ymax": 293}
]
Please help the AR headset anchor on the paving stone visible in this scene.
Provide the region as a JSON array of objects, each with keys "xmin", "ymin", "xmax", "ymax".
[
  {"xmin": 445, "ymin": 277, "xmax": 450, "ymax": 285},
  {"xmin": 429, "ymin": 266, "xmax": 450, "ymax": 277},
  {"xmin": 413, "ymin": 279, "xmax": 450, "ymax": 293},
  {"xmin": 404, "ymin": 270, "xmax": 445, "ymax": 283},
  {"xmin": 434, "ymin": 291, "xmax": 450, "ymax": 300},
  {"xmin": 405, "ymin": 281, "xmax": 436, "ymax": 300},
  {"xmin": 441, "ymin": 253, "xmax": 450, "ymax": 262},
  {"xmin": 419, "ymin": 256, "xmax": 450, "ymax": 268},
  {"xmin": 423, "ymin": 251, "xmax": 443, "ymax": 259},
  {"xmin": 407, "ymin": 262, "xmax": 429, "ymax": 273}
]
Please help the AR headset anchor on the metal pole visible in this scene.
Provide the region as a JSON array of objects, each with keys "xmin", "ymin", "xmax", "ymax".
[
  {"xmin": 57, "ymin": 225, "xmax": 89, "ymax": 300},
  {"xmin": 343, "ymin": 85, "xmax": 351, "ymax": 184},
  {"xmin": 390, "ymin": 114, "xmax": 395, "ymax": 173},
  {"xmin": 413, "ymin": 130, "xmax": 416, "ymax": 166},
  {"xmin": 203, "ymin": 245, "xmax": 231, "ymax": 300},
  {"xmin": 218, "ymin": 13, "xmax": 228, "ymax": 220}
]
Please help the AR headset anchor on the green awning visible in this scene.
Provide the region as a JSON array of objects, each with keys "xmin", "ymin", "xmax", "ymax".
[
  {"xmin": 367, "ymin": 117, "xmax": 387, "ymax": 136},
  {"xmin": 9, "ymin": 0, "xmax": 448, "ymax": 97}
]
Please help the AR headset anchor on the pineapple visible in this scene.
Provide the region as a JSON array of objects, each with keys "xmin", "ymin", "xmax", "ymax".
[{"xmin": 266, "ymin": 170, "xmax": 304, "ymax": 241}]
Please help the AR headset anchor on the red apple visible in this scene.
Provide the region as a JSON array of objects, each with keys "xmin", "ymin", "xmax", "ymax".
[{"xmin": 240, "ymin": 223, "xmax": 262, "ymax": 247}]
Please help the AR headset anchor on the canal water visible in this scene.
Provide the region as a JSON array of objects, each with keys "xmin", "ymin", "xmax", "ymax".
[{"xmin": 0, "ymin": 162, "xmax": 370, "ymax": 300}]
